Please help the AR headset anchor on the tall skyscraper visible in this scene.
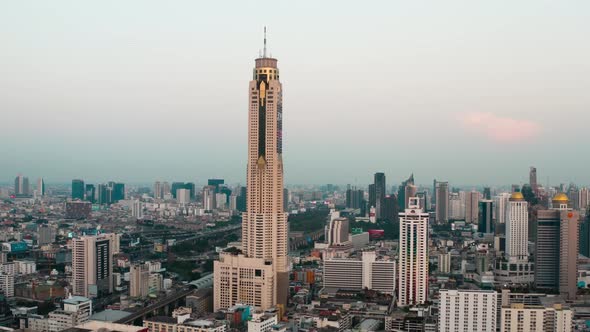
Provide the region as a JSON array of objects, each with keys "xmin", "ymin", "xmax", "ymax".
[
  {"xmin": 404, "ymin": 184, "xmax": 417, "ymax": 210},
  {"xmin": 435, "ymin": 181, "xmax": 449, "ymax": 223},
  {"xmin": 505, "ymin": 192, "xmax": 529, "ymax": 262},
  {"xmin": 130, "ymin": 263, "xmax": 149, "ymax": 298},
  {"xmin": 374, "ymin": 172, "xmax": 386, "ymax": 219},
  {"xmin": 214, "ymin": 30, "xmax": 288, "ymax": 311},
  {"xmin": 36, "ymin": 178, "xmax": 45, "ymax": 196},
  {"xmin": 326, "ymin": 218, "xmax": 349, "ymax": 246},
  {"xmin": 397, "ymin": 174, "xmax": 414, "ymax": 211},
  {"xmin": 465, "ymin": 191, "xmax": 480, "ymax": 224},
  {"xmin": 494, "ymin": 193, "xmax": 511, "ymax": 225},
  {"xmin": 72, "ymin": 234, "xmax": 115, "ymax": 297},
  {"xmin": 398, "ymin": 197, "xmax": 429, "ymax": 307},
  {"xmin": 14, "ymin": 174, "xmax": 30, "ymax": 197},
  {"xmin": 580, "ymin": 187, "xmax": 589, "ymax": 212},
  {"xmin": 153, "ymin": 181, "xmax": 162, "ymax": 199},
  {"xmin": 529, "ymin": 166, "xmax": 538, "ymax": 194},
  {"xmin": 85, "ymin": 184, "xmax": 95, "ymax": 203},
  {"xmin": 478, "ymin": 200, "xmax": 494, "ymax": 233},
  {"xmin": 72, "ymin": 179, "xmax": 85, "ymax": 200}
]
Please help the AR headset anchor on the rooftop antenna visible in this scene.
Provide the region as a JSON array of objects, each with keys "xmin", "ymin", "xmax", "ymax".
[{"xmin": 263, "ymin": 26, "xmax": 267, "ymax": 58}]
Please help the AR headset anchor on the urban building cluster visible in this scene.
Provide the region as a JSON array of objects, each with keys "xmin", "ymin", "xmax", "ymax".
[{"xmin": 1, "ymin": 33, "xmax": 589, "ymax": 332}]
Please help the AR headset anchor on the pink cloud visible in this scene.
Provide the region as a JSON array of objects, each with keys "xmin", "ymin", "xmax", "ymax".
[{"xmin": 459, "ymin": 112, "xmax": 541, "ymax": 142}]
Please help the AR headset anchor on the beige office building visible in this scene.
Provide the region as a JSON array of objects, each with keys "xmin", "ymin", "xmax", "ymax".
[
  {"xmin": 501, "ymin": 303, "xmax": 572, "ymax": 332},
  {"xmin": 214, "ymin": 30, "xmax": 289, "ymax": 311}
]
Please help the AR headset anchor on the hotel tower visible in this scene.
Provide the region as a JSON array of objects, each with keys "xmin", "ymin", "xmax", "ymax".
[{"xmin": 214, "ymin": 29, "xmax": 289, "ymax": 311}]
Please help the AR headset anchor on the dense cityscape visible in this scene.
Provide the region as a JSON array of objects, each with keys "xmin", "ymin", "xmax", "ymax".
[{"xmin": 2, "ymin": 17, "xmax": 589, "ymax": 332}]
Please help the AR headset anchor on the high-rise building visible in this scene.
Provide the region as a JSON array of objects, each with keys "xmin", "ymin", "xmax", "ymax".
[
  {"xmin": 131, "ymin": 200, "xmax": 144, "ymax": 219},
  {"xmin": 494, "ymin": 193, "xmax": 511, "ymax": 225},
  {"xmin": 36, "ymin": 178, "xmax": 45, "ymax": 196},
  {"xmin": 398, "ymin": 197, "xmax": 429, "ymax": 307},
  {"xmin": 130, "ymin": 264, "xmax": 149, "ymax": 298},
  {"xmin": 397, "ymin": 174, "xmax": 414, "ymax": 211},
  {"xmin": 465, "ymin": 191, "xmax": 480, "ymax": 223},
  {"xmin": 535, "ymin": 193, "xmax": 579, "ymax": 301},
  {"xmin": 439, "ymin": 289, "xmax": 497, "ymax": 332},
  {"xmin": 483, "ymin": 187, "xmax": 492, "ymax": 200},
  {"xmin": 404, "ymin": 184, "xmax": 417, "ymax": 210},
  {"xmin": 374, "ymin": 172, "xmax": 386, "ymax": 219},
  {"xmin": 435, "ymin": 181, "xmax": 449, "ymax": 223},
  {"xmin": 207, "ymin": 179, "xmax": 224, "ymax": 192},
  {"xmin": 112, "ymin": 183, "xmax": 125, "ymax": 202},
  {"xmin": 177, "ymin": 189, "xmax": 191, "ymax": 205},
  {"xmin": 14, "ymin": 175, "xmax": 30, "ymax": 197},
  {"xmin": 72, "ymin": 179, "xmax": 85, "ymax": 200},
  {"xmin": 500, "ymin": 303, "xmax": 572, "ymax": 332},
  {"xmin": 580, "ymin": 187, "xmax": 589, "ymax": 212},
  {"xmin": 368, "ymin": 184, "xmax": 376, "ymax": 212},
  {"xmin": 214, "ymin": 31, "xmax": 289, "ymax": 311},
  {"xmin": 505, "ymin": 192, "xmax": 529, "ymax": 262},
  {"xmin": 84, "ymin": 184, "xmax": 95, "ymax": 203},
  {"xmin": 153, "ymin": 181, "xmax": 162, "ymax": 199},
  {"xmin": 345, "ymin": 187, "xmax": 364, "ymax": 210},
  {"xmin": 448, "ymin": 192, "xmax": 464, "ymax": 220},
  {"xmin": 162, "ymin": 182, "xmax": 171, "ymax": 197},
  {"xmin": 478, "ymin": 200, "xmax": 494, "ymax": 233},
  {"xmin": 72, "ymin": 234, "xmax": 114, "ymax": 297},
  {"xmin": 323, "ymin": 251, "xmax": 396, "ymax": 295},
  {"xmin": 326, "ymin": 218, "xmax": 349, "ymax": 246},
  {"xmin": 529, "ymin": 166, "xmax": 538, "ymax": 194},
  {"xmin": 202, "ymin": 186, "xmax": 216, "ymax": 211},
  {"xmin": 383, "ymin": 195, "xmax": 398, "ymax": 222}
]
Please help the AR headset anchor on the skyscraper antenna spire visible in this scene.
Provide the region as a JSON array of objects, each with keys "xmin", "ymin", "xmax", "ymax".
[{"xmin": 263, "ymin": 26, "xmax": 267, "ymax": 58}]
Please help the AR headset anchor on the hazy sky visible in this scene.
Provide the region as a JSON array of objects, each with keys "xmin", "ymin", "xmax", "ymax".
[{"xmin": 1, "ymin": 1, "xmax": 589, "ymax": 187}]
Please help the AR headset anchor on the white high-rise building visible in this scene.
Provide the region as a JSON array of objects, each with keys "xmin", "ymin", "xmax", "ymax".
[
  {"xmin": 215, "ymin": 193, "xmax": 227, "ymax": 209},
  {"xmin": 398, "ymin": 197, "xmax": 429, "ymax": 307},
  {"xmin": 177, "ymin": 189, "xmax": 190, "ymax": 205},
  {"xmin": 72, "ymin": 234, "xmax": 114, "ymax": 297},
  {"xmin": 501, "ymin": 303, "xmax": 572, "ymax": 332},
  {"xmin": 448, "ymin": 193, "xmax": 464, "ymax": 220},
  {"xmin": 203, "ymin": 186, "xmax": 216, "ymax": 211},
  {"xmin": 505, "ymin": 192, "xmax": 529, "ymax": 262},
  {"xmin": 0, "ymin": 274, "xmax": 14, "ymax": 297},
  {"xmin": 153, "ymin": 181, "xmax": 162, "ymax": 199},
  {"xmin": 439, "ymin": 289, "xmax": 497, "ymax": 332},
  {"xmin": 132, "ymin": 200, "xmax": 144, "ymax": 219},
  {"xmin": 323, "ymin": 250, "xmax": 396, "ymax": 295},
  {"xmin": 37, "ymin": 178, "xmax": 45, "ymax": 196},
  {"xmin": 326, "ymin": 218, "xmax": 349, "ymax": 246},
  {"xmin": 494, "ymin": 193, "xmax": 511, "ymax": 224},
  {"xmin": 214, "ymin": 30, "xmax": 289, "ymax": 311}
]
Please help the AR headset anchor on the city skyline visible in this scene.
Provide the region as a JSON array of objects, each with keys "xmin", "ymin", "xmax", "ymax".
[{"xmin": 2, "ymin": 1, "xmax": 590, "ymax": 185}]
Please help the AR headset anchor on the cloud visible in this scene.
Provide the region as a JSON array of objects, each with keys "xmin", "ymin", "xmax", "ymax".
[{"xmin": 458, "ymin": 112, "xmax": 541, "ymax": 143}]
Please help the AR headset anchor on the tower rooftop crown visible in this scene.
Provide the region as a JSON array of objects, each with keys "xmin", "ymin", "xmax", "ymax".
[
  {"xmin": 509, "ymin": 192, "xmax": 524, "ymax": 201},
  {"xmin": 552, "ymin": 193, "xmax": 569, "ymax": 203}
]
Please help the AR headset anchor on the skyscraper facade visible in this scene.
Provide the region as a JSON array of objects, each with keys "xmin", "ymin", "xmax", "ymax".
[
  {"xmin": 505, "ymin": 192, "xmax": 529, "ymax": 262},
  {"xmin": 72, "ymin": 234, "xmax": 115, "ymax": 298},
  {"xmin": 478, "ymin": 200, "xmax": 494, "ymax": 233},
  {"xmin": 435, "ymin": 181, "xmax": 449, "ymax": 223},
  {"xmin": 214, "ymin": 32, "xmax": 288, "ymax": 311},
  {"xmin": 529, "ymin": 166, "xmax": 538, "ymax": 194},
  {"xmin": 398, "ymin": 197, "xmax": 429, "ymax": 307},
  {"xmin": 465, "ymin": 191, "xmax": 480, "ymax": 224},
  {"xmin": 14, "ymin": 175, "xmax": 30, "ymax": 197},
  {"xmin": 36, "ymin": 178, "xmax": 45, "ymax": 196},
  {"xmin": 72, "ymin": 179, "xmax": 85, "ymax": 200},
  {"xmin": 374, "ymin": 172, "xmax": 386, "ymax": 219}
]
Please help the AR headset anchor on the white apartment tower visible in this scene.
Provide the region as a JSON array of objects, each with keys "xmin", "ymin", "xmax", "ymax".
[
  {"xmin": 72, "ymin": 234, "xmax": 114, "ymax": 298},
  {"xmin": 214, "ymin": 29, "xmax": 289, "ymax": 311},
  {"xmin": 505, "ymin": 192, "xmax": 529, "ymax": 262},
  {"xmin": 398, "ymin": 197, "xmax": 429, "ymax": 307},
  {"xmin": 439, "ymin": 289, "xmax": 497, "ymax": 332}
]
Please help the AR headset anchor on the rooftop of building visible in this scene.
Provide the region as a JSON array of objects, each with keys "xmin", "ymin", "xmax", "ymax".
[
  {"xmin": 63, "ymin": 296, "xmax": 91, "ymax": 305},
  {"xmin": 89, "ymin": 310, "xmax": 132, "ymax": 322}
]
